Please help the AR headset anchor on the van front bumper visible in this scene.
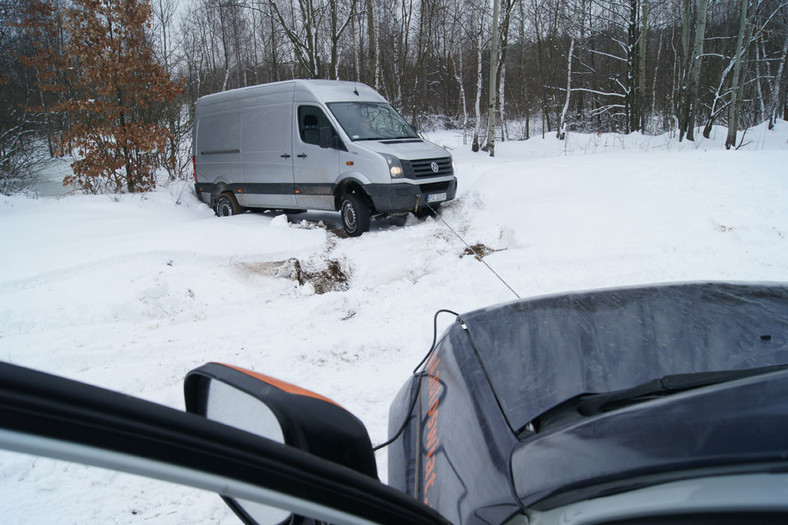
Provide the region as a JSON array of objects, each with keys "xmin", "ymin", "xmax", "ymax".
[{"xmin": 366, "ymin": 179, "xmax": 457, "ymax": 214}]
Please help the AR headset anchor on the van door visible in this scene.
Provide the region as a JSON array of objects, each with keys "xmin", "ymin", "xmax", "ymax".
[
  {"xmin": 293, "ymin": 105, "xmax": 340, "ymax": 210},
  {"xmin": 195, "ymin": 111, "xmax": 243, "ymax": 190},
  {"xmin": 242, "ymin": 103, "xmax": 297, "ymax": 209}
]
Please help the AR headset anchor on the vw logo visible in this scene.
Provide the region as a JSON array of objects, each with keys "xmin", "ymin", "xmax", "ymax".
[{"xmin": 430, "ymin": 161, "xmax": 440, "ymax": 173}]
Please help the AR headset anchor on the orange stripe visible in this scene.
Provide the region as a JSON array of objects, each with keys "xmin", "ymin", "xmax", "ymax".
[{"xmin": 220, "ymin": 363, "xmax": 343, "ymax": 408}]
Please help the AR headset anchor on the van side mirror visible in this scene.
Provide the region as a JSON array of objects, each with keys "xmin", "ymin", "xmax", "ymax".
[
  {"xmin": 184, "ymin": 363, "xmax": 377, "ymax": 524},
  {"xmin": 319, "ymin": 126, "xmax": 339, "ymax": 149}
]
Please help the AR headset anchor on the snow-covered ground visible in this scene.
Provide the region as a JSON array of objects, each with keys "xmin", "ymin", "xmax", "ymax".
[{"xmin": 1, "ymin": 122, "xmax": 787, "ymax": 523}]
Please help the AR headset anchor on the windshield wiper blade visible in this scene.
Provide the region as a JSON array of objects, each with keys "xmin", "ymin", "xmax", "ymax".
[{"xmin": 578, "ymin": 364, "xmax": 788, "ymax": 416}]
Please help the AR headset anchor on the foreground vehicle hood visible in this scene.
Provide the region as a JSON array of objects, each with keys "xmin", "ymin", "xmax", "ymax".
[
  {"xmin": 388, "ymin": 282, "xmax": 788, "ymax": 524},
  {"xmin": 460, "ymin": 281, "xmax": 788, "ymax": 433}
]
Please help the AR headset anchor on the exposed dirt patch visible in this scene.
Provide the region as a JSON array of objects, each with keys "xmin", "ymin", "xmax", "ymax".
[
  {"xmin": 286, "ymin": 258, "xmax": 350, "ymax": 294},
  {"xmin": 240, "ymin": 257, "xmax": 350, "ymax": 295},
  {"xmin": 460, "ymin": 243, "xmax": 500, "ymax": 261}
]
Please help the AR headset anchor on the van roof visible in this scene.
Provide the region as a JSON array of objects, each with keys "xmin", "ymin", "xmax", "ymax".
[
  {"xmin": 195, "ymin": 79, "xmax": 387, "ymax": 110},
  {"xmin": 295, "ymin": 79, "xmax": 386, "ymax": 104}
]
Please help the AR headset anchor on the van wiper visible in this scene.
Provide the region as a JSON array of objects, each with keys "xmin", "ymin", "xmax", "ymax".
[{"xmin": 577, "ymin": 364, "xmax": 788, "ymax": 416}]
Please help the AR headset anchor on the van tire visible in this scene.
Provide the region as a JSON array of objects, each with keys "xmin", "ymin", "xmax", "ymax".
[
  {"xmin": 341, "ymin": 194, "xmax": 370, "ymax": 237},
  {"xmin": 215, "ymin": 192, "xmax": 242, "ymax": 217}
]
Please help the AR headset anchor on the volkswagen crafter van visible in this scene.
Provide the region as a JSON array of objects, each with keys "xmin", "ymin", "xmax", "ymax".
[{"xmin": 192, "ymin": 80, "xmax": 457, "ymax": 236}]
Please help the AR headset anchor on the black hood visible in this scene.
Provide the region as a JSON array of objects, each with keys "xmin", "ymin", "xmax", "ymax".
[{"xmin": 458, "ymin": 281, "xmax": 788, "ymax": 433}]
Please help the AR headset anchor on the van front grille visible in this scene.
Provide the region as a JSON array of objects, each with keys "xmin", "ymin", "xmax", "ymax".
[
  {"xmin": 401, "ymin": 157, "xmax": 453, "ymax": 179},
  {"xmin": 419, "ymin": 181, "xmax": 452, "ymax": 193}
]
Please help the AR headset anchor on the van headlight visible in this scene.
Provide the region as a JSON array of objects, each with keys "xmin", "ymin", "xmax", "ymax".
[{"xmin": 382, "ymin": 154, "xmax": 404, "ymax": 178}]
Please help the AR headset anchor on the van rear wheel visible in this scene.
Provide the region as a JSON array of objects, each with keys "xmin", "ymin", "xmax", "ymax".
[
  {"xmin": 340, "ymin": 194, "xmax": 370, "ymax": 237},
  {"xmin": 215, "ymin": 192, "xmax": 242, "ymax": 217}
]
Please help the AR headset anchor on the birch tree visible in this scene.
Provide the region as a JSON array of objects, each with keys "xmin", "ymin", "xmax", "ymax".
[
  {"xmin": 726, "ymin": 0, "xmax": 753, "ymax": 149},
  {"xmin": 471, "ymin": 0, "xmax": 487, "ymax": 152},
  {"xmin": 678, "ymin": 0, "xmax": 708, "ymax": 141},
  {"xmin": 637, "ymin": 0, "xmax": 649, "ymax": 131},
  {"xmin": 767, "ymin": 31, "xmax": 788, "ymax": 128},
  {"xmin": 558, "ymin": 0, "xmax": 586, "ymax": 138},
  {"xmin": 484, "ymin": 0, "xmax": 500, "ymax": 156}
]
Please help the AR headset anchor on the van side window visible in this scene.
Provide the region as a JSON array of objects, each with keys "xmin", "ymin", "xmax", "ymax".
[
  {"xmin": 298, "ymin": 106, "xmax": 336, "ymax": 147},
  {"xmin": 197, "ymin": 112, "xmax": 241, "ymax": 154}
]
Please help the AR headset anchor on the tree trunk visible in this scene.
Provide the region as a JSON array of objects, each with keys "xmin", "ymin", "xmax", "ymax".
[
  {"xmin": 519, "ymin": 0, "xmax": 530, "ymax": 140},
  {"xmin": 626, "ymin": 0, "xmax": 639, "ymax": 133},
  {"xmin": 495, "ymin": 0, "xmax": 513, "ymax": 142},
  {"xmin": 703, "ymin": 43, "xmax": 746, "ymax": 138},
  {"xmin": 726, "ymin": 0, "xmax": 750, "ymax": 149},
  {"xmin": 638, "ymin": 0, "xmax": 649, "ymax": 133},
  {"xmin": 768, "ymin": 34, "xmax": 788, "ymax": 129},
  {"xmin": 683, "ymin": 0, "xmax": 708, "ymax": 141},
  {"xmin": 651, "ymin": 33, "xmax": 662, "ymax": 132},
  {"xmin": 485, "ymin": 0, "xmax": 500, "ymax": 156},
  {"xmin": 531, "ymin": 0, "xmax": 551, "ymax": 135},
  {"xmin": 558, "ymin": 0, "xmax": 580, "ymax": 140},
  {"xmin": 472, "ymin": 5, "xmax": 485, "ymax": 152},
  {"xmin": 453, "ymin": 49, "xmax": 469, "ymax": 144},
  {"xmin": 558, "ymin": 35, "xmax": 575, "ymax": 140},
  {"xmin": 366, "ymin": 0, "xmax": 376, "ymax": 87},
  {"xmin": 678, "ymin": 0, "xmax": 693, "ymax": 140},
  {"xmin": 269, "ymin": 2, "xmax": 279, "ymax": 81},
  {"xmin": 755, "ymin": 42, "xmax": 766, "ymax": 123},
  {"xmin": 500, "ymin": 61, "xmax": 508, "ymax": 141}
]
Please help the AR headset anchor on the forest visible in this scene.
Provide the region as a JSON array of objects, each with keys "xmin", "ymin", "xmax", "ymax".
[{"xmin": 1, "ymin": 0, "xmax": 787, "ymax": 193}]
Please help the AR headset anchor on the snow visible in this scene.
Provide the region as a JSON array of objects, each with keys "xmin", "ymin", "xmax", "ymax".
[{"xmin": 2, "ymin": 121, "xmax": 788, "ymax": 523}]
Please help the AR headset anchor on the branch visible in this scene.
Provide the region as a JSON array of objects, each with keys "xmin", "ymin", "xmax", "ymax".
[
  {"xmin": 586, "ymin": 48, "xmax": 628, "ymax": 63},
  {"xmin": 571, "ymin": 87, "xmax": 627, "ymax": 98}
]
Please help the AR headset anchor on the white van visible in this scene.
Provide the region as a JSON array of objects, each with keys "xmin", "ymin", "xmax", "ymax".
[{"xmin": 192, "ymin": 79, "xmax": 457, "ymax": 236}]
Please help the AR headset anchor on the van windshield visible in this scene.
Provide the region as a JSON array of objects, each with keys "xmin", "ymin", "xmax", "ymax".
[{"xmin": 327, "ymin": 102, "xmax": 418, "ymax": 141}]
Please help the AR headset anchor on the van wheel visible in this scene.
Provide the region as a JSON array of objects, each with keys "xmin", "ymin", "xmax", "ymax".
[
  {"xmin": 215, "ymin": 192, "xmax": 242, "ymax": 217},
  {"xmin": 341, "ymin": 194, "xmax": 370, "ymax": 237}
]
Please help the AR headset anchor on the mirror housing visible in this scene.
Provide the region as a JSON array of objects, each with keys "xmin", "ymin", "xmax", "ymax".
[
  {"xmin": 185, "ymin": 363, "xmax": 377, "ymax": 525},
  {"xmin": 319, "ymin": 126, "xmax": 333, "ymax": 149},
  {"xmin": 185, "ymin": 363, "xmax": 377, "ymax": 478}
]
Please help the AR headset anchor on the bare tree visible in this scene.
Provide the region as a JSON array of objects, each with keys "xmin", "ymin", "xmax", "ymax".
[
  {"xmin": 484, "ymin": 0, "xmax": 500, "ymax": 156},
  {"xmin": 558, "ymin": 0, "xmax": 586, "ymax": 139},
  {"xmin": 471, "ymin": 0, "xmax": 487, "ymax": 151},
  {"xmin": 678, "ymin": 0, "xmax": 708, "ymax": 141},
  {"xmin": 162, "ymin": 0, "xmax": 788, "ymax": 144},
  {"xmin": 637, "ymin": 0, "xmax": 649, "ymax": 131},
  {"xmin": 767, "ymin": 30, "xmax": 788, "ymax": 128},
  {"xmin": 726, "ymin": 0, "xmax": 754, "ymax": 149}
]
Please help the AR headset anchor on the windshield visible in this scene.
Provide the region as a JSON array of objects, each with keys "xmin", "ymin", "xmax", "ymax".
[{"xmin": 327, "ymin": 102, "xmax": 418, "ymax": 141}]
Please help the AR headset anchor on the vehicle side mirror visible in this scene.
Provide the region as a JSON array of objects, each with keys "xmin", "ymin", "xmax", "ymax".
[
  {"xmin": 319, "ymin": 126, "xmax": 333, "ymax": 149},
  {"xmin": 184, "ymin": 363, "xmax": 377, "ymax": 524}
]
